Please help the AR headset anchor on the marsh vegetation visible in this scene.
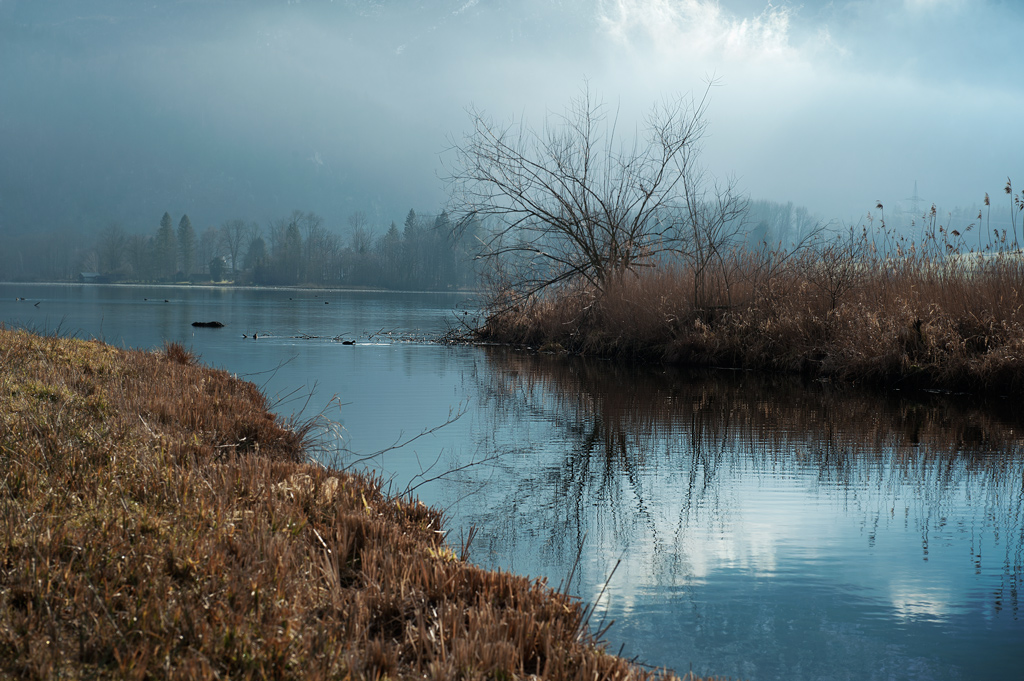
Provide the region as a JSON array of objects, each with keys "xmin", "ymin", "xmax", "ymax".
[
  {"xmin": 0, "ymin": 327, "xmax": 687, "ymax": 680},
  {"xmin": 476, "ymin": 236, "xmax": 1024, "ymax": 393}
]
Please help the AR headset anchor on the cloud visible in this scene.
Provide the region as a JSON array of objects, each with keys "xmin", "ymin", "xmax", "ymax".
[
  {"xmin": 598, "ymin": 0, "xmax": 804, "ymax": 63},
  {"xmin": 1, "ymin": 0, "xmax": 1021, "ymax": 233},
  {"xmin": 904, "ymin": 0, "xmax": 966, "ymax": 12},
  {"xmin": 574, "ymin": 0, "xmax": 1023, "ymax": 219}
]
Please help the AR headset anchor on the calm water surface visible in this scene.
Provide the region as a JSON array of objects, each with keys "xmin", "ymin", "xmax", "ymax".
[{"xmin": 2, "ymin": 283, "xmax": 1022, "ymax": 680}]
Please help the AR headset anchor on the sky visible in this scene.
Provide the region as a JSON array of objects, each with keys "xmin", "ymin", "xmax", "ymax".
[{"xmin": 1, "ymin": 0, "xmax": 1022, "ymax": 237}]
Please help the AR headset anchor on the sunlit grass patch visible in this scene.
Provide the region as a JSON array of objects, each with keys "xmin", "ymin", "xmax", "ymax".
[{"xmin": 0, "ymin": 327, "xmax": 685, "ymax": 680}]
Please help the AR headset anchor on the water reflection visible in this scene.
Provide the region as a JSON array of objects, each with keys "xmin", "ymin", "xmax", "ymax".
[{"xmin": 461, "ymin": 350, "xmax": 1023, "ymax": 680}]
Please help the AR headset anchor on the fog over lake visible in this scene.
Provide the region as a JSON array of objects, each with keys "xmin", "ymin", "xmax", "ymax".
[{"xmin": 2, "ymin": 0, "xmax": 1022, "ymax": 240}]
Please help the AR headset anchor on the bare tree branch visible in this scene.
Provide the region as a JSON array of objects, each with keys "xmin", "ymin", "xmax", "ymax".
[{"xmin": 443, "ymin": 81, "xmax": 747, "ymax": 305}]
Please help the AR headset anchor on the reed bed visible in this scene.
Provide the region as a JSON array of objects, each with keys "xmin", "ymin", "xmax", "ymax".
[
  {"xmin": 479, "ymin": 244, "xmax": 1024, "ymax": 395},
  {"xmin": 0, "ymin": 327, "xmax": 693, "ymax": 680}
]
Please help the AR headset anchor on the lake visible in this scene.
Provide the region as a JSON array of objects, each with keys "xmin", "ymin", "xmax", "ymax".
[{"xmin": 2, "ymin": 282, "xmax": 1021, "ymax": 680}]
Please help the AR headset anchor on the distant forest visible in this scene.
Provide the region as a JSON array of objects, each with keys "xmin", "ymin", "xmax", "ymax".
[
  {"xmin": 4, "ymin": 197, "xmax": 995, "ymax": 289},
  {"xmin": 1, "ymin": 208, "xmax": 481, "ymax": 290}
]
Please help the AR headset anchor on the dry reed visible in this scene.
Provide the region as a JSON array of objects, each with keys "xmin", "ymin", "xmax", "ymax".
[
  {"xmin": 479, "ymin": 244, "xmax": 1024, "ymax": 395},
  {"xmin": 0, "ymin": 327, "xmax": 698, "ymax": 680}
]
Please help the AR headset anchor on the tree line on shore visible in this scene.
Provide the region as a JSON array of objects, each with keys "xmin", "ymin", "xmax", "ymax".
[{"xmin": 1, "ymin": 207, "xmax": 481, "ymax": 291}]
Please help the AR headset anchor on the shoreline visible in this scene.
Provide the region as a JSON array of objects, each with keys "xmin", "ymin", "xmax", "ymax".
[
  {"xmin": 0, "ymin": 280, "xmax": 483, "ymax": 297},
  {"xmin": 0, "ymin": 328, "xmax": 686, "ymax": 680},
  {"xmin": 475, "ymin": 318, "xmax": 1023, "ymax": 398},
  {"xmin": 474, "ymin": 260, "xmax": 1024, "ymax": 399}
]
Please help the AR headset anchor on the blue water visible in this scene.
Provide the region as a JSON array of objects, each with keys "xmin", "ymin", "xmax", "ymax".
[{"xmin": 3, "ymin": 282, "xmax": 1022, "ymax": 680}]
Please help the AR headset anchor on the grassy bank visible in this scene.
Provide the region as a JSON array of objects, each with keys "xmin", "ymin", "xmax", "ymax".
[
  {"xmin": 0, "ymin": 327, "xmax": 688, "ymax": 680},
  {"xmin": 477, "ymin": 244, "xmax": 1024, "ymax": 395}
]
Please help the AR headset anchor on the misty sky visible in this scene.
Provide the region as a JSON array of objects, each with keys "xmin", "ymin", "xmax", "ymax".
[{"xmin": 2, "ymin": 0, "xmax": 1022, "ymax": 237}]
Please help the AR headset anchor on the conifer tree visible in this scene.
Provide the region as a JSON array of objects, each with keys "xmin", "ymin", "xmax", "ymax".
[
  {"xmin": 284, "ymin": 219, "xmax": 303, "ymax": 283},
  {"xmin": 377, "ymin": 221, "xmax": 402, "ymax": 284},
  {"xmin": 177, "ymin": 214, "xmax": 196, "ymax": 278},
  {"xmin": 155, "ymin": 212, "xmax": 177, "ymax": 281},
  {"xmin": 402, "ymin": 209, "xmax": 422, "ymax": 287},
  {"xmin": 403, "ymin": 209, "xmax": 418, "ymax": 239}
]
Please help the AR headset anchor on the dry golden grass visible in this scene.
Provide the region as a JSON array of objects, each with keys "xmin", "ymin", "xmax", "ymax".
[
  {"xmin": 478, "ymin": 249, "xmax": 1024, "ymax": 395},
  {"xmin": 0, "ymin": 327, "xmax": 696, "ymax": 680}
]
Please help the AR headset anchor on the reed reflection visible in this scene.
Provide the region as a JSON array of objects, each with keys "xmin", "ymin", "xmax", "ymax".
[{"xmin": 471, "ymin": 348, "xmax": 1023, "ymax": 625}]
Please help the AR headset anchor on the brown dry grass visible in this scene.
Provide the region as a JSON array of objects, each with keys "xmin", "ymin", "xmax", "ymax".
[
  {"xmin": 0, "ymin": 327, "xmax": 696, "ymax": 680},
  {"xmin": 478, "ymin": 248, "xmax": 1024, "ymax": 395}
]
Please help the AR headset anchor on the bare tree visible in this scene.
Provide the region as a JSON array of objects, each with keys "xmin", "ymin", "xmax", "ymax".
[
  {"xmin": 445, "ymin": 82, "xmax": 747, "ymax": 301},
  {"xmin": 347, "ymin": 211, "xmax": 372, "ymax": 255},
  {"xmin": 219, "ymin": 219, "xmax": 248, "ymax": 275},
  {"xmin": 243, "ymin": 222, "xmax": 263, "ymax": 266},
  {"xmin": 125, "ymin": 233, "xmax": 150, "ymax": 279},
  {"xmin": 673, "ymin": 174, "xmax": 749, "ymax": 308},
  {"xmin": 802, "ymin": 226, "xmax": 870, "ymax": 313},
  {"xmin": 347, "ymin": 211, "xmax": 368, "ymax": 232},
  {"xmin": 197, "ymin": 226, "xmax": 221, "ymax": 276},
  {"xmin": 97, "ymin": 222, "xmax": 127, "ymax": 275},
  {"xmin": 302, "ymin": 212, "xmax": 337, "ymax": 284}
]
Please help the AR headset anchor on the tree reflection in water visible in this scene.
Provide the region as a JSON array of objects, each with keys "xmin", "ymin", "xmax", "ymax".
[{"xmin": 457, "ymin": 348, "xmax": 1023, "ymax": 680}]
